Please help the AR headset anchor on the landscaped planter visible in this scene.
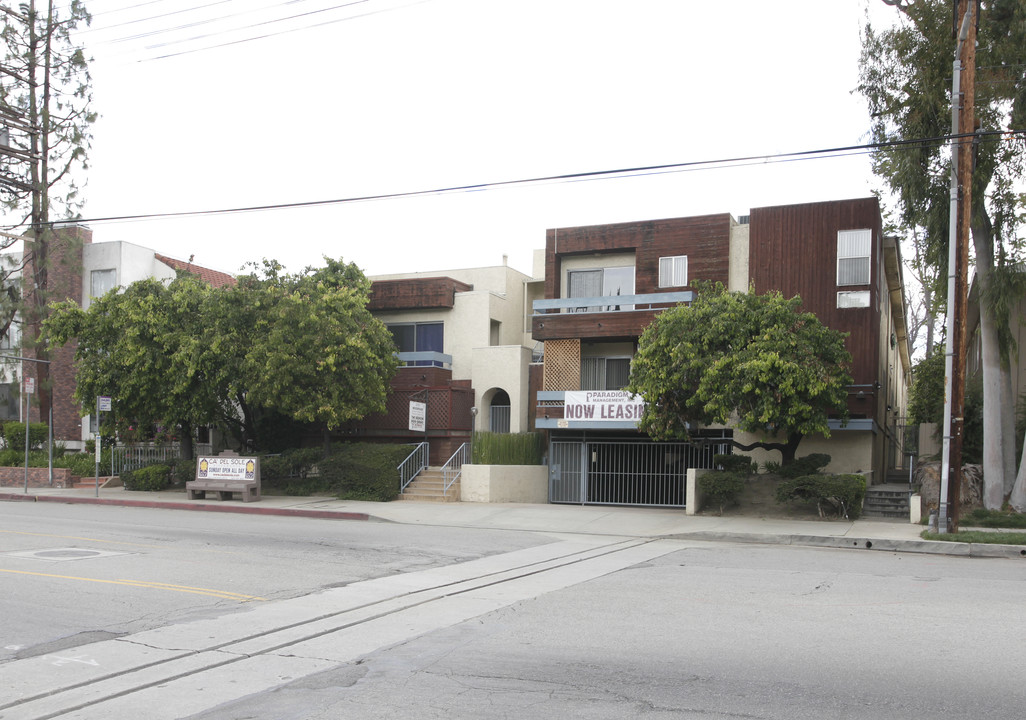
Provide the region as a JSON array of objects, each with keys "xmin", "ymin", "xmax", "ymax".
[{"xmin": 461, "ymin": 464, "xmax": 548, "ymax": 503}]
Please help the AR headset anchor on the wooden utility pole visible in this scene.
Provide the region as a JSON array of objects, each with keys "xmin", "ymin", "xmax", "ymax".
[{"xmin": 944, "ymin": 0, "xmax": 977, "ymax": 532}]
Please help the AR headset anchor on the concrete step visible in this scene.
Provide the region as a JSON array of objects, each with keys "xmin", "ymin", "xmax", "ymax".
[{"xmin": 400, "ymin": 467, "xmax": 460, "ymax": 502}]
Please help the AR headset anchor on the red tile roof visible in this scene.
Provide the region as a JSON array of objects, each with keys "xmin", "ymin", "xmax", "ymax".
[{"xmin": 155, "ymin": 254, "xmax": 236, "ymax": 288}]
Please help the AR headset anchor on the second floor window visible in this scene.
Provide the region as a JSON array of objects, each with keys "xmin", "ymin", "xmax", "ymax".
[
  {"xmin": 567, "ymin": 266, "xmax": 634, "ymax": 312},
  {"xmin": 91, "ymin": 269, "xmax": 117, "ymax": 298},
  {"xmin": 837, "ymin": 229, "xmax": 871, "ymax": 286},
  {"xmin": 658, "ymin": 255, "xmax": 688, "ymax": 288},
  {"xmin": 389, "ymin": 322, "xmax": 444, "ymax": 366},
  {"xmin": 581, "ymin": 357, "xmax": 631, "ymax": 391}
]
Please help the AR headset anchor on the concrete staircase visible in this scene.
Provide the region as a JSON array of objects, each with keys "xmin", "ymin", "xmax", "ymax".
[
  {"xmin": 73, "ymin": 476, "xmax": 117, "ymax": 489},
  {"xmin": 398, "ymin": 467, "xmax": 460, "ymax": 502},
  {"xmin": 862, "ymin": 481, "xmax": 913, "ymax": 519}
]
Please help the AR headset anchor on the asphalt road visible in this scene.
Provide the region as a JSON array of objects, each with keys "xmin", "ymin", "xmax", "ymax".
[
  {"xmin": 0, "ymin": 501, "xmax": 546, "ymax": 664},
  {"xmin": 2, "ymin": 503, "xmax": 1025, "ymax": 719}
]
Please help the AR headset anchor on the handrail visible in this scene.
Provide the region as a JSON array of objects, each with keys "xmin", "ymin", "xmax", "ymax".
[
  {"xmin": 442, "ymin": 442, "xmax": 470, "ymax": 494},
  {"xmin": 398, "ymin": 442, "xmax": 429, "ymax": 493}
]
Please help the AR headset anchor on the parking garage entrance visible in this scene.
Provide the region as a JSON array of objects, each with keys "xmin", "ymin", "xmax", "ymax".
[{"xmin": 548, "ymin": 432, "xmax": 734, "ymax": 508}]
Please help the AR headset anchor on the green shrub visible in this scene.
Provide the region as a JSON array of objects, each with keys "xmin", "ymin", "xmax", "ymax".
[
  {"xmin": 778, "ymin": 453, "xmax": 831, "ymax": 479},
  {"xmin": 699, "ymin": 470, "xmax": 746, "ymax": 514},
  {"xmin": 471, "ymin": 432, "xmax": 544, "ymax": 465},
  {"xmin": 318, "ymin": 443, "xmax": 409, "ymax": 501},
  {"xmin": 3, "ymin": 422, "xmax": 50, "ymax": 451},
  {"xmin": 122, "ymin": 463, "xmax": 171, "ymax": 491},
  {"xmin": 713, "ymin": 453, "xmax": 757, "ymax": 475},
  {"xmin": 775, "ymin": 473, "xmax": 866, "ymax": 519}
]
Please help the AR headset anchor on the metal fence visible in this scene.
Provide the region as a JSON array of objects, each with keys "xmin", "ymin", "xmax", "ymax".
[
  {"xmin": 549, "ymin": 439, "xmax": 729, "ymax": 507},
  {"xmin": 111, "ymin": 444, "xmax": 213, "ymax": 476}
]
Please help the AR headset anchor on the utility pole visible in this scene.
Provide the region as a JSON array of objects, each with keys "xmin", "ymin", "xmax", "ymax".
[{"xmin": 939, "ymin": 0, "xmax": 976, "ymax": 533}]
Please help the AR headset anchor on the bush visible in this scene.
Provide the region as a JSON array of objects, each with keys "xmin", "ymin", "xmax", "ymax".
[
  {"xmin": 713, "ymin": 453, "xmax": 757, "ymax": 475},
  {"xmin": 699, "ymin": 470, "xmax": 746, "ymax": 514},
  {"xmin": 318, "ymin": 443, "xmax": 409, "ymax": 501},
  {"xmin": 778, "ymin": 453, "xmax": 832, "ymax": 479},
  {"xmin": 122, "ymin": 463, "xmax": 171, "ymax": 491},
  {"xmin": 3, "ymin": 422, "xmax": 50, "ymax": 452},
  {"xmin": 775, "ymin": 473, "xmax": 866, "ymax": 519},
  {"xmin": 259, "ymin": 448, "xmax": 323, "ymax": 488},
  {"xmin": 471, "ymin": 432, "xmax": 544, "ymax": 465}
]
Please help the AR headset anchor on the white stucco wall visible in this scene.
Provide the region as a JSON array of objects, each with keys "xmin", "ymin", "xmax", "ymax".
[
  {"xmin": 82, "ymin": 241, "xmax": 176, "ymax": 309},
  {"xmin": 461, "ymin": 464, "xmax": 548, "ymax": 503},
  {"xmin": 472, "ymin": 345, "xmax": 532, "ymax": 433},
  {"xmin": 730, "ymin": 428, "xmax": 876, "ymax": 483}
]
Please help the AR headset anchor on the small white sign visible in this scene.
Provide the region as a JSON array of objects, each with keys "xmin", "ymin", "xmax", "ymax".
[
  {"xmin": 24, "ymin": 377, "xmax": 34, "ymax": 395},
  {"xmin": 97, "ymin": 396, "xmax": 112, "ymax": 412},
  {"xmin": 409, "ymin": 401, "xmax": 427, "ymax": 432}
]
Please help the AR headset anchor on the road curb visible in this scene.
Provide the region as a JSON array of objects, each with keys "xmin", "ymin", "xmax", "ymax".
[
  {"xmin": 0, "ymin": 491, "xmax": 373, "ymax": 522},
  {"xmin": 672, "ymin": 530, "xmax": 975, "ymax": 557}
]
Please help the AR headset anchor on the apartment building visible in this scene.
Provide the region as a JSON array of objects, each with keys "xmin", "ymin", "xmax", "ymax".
[{"xmin": 530, "ymin": 197, "xmax": 911, "ymax": 506}]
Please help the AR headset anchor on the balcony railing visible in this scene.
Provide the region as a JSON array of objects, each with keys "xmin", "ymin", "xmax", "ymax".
[
  {"xmin": 532, "ymin": 290, "xmax": 693, "ymax": 316},
  {"xmin": 395, "ymin": 351, "xmax": 453, "ymax": 369}
]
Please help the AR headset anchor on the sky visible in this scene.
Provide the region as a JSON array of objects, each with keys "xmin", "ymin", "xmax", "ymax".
[{"xmin": 12, "ymin": 0, "xmax": 902, "ymax": 278}]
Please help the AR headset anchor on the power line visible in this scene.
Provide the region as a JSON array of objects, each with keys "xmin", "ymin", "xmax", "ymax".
[{"xmin": 3, "ymin": 129, "xmax": 1021, "ymax": 233}]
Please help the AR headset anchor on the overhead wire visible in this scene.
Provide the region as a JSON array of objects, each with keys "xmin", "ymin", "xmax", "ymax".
[{"xmin": 3, "ymin": 129, "xmax": 1021, "ymax": 233}]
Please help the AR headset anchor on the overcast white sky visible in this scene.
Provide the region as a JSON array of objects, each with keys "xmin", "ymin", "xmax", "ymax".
[{"xmin": 32, "ymin": 0, "xmax": 901, "ymax": 277}]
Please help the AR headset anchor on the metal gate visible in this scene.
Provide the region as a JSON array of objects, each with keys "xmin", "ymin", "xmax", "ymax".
[{"xmin": 549, "ymin": 439, "xmax": 730, "ymax": 507}]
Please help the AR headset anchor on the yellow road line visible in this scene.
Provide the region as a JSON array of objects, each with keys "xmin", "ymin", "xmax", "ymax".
[{"xmin": 0, "ymin": 568, "xmax": 265, "ymax": 601}]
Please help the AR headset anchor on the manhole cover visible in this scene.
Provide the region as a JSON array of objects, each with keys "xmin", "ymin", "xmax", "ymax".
[{"xmin": 4, "ymin": 547, "xmax": 134, "ymax": 562}]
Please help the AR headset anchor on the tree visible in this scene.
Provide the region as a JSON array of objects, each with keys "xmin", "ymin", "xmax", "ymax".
[
  {"xmin": 627, "ymin": 284, "xmax": 853, "ymax": 465},
  {"xmin": 45, "ymin": 257, "xmax": 399, "ymax": 456},
  {"xmin": 231, "ymin": 257, "xmax": 399, "ymax": 451},
  {"xmin": 44, "ymin": 274, "xmax": 227, "ymax": 459},
  {"xmin": 1, "ymin": 0, "xmax": 94, "ymax": 421},
  {"xmin": 858, "ymin": 0, "xmax": 1026, "ymax": 508}
]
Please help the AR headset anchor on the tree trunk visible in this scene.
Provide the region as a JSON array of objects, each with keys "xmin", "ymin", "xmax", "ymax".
[
  {"xmin": 179, "ymin": 422, "xmax": 194, "ymax": 461},
  {"xmin": 1009, "ymin": 425, "xmax": 1026, "ymax": 512},
  {"xmin": 971, "ymin": 210, "xmax": 1007, "ymax": 509}
]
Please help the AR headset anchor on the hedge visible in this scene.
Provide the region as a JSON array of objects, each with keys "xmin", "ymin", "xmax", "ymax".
[{"xmin": 774, "ymin": 473, "xmax": 866, "ymax": 519}]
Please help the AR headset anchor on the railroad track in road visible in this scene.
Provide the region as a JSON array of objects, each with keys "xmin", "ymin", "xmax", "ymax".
[{"xmin": 1, "ymin": 536, "xmax": 686, "ymax": 719}]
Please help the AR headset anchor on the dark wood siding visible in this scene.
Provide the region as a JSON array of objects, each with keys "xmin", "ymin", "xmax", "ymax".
[
  {"xmin": 545, "ymin": 214, "xmax": 731, "ymax": 299},
  {"xmin": 369, "ymin": 277, "xmax": 473, "ymax": 311},
  {"xmin": 749, "ymin": 197, "xmax": 884, "ymax": 409}
]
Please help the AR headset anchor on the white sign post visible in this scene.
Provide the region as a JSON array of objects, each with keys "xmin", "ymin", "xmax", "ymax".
[
  {"xmin": 94, "ymin": 396, "xmax": 112, "ymax": 497},
  {"xmin": 23, "ymin": 378, "xmax": 34, "ymax": 493}
]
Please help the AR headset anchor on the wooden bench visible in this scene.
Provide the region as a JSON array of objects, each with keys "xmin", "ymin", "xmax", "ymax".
[{"xmin": 186, "ymin": 452, "xmax": 261, "ymax": 503}]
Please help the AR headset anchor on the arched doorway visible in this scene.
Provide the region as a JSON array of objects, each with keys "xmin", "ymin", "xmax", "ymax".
[{"xmin": 489, "ymin": 390, "xmax": 511, "ymax": 433}]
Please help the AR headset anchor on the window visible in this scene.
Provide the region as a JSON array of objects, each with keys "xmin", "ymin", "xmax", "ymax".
[
  {"xmin": 837, "ymin": 291, "xmax": 871, "ymax": 309},
  {"xmin": 388, "ymin": 322, "xmax": 444, "ymax": 366},
  {"xmin": 581, "ymin": 357, "xmax": 631, "ymax": 390},
  {"xmin": 837, "ymin": 229, "xmax": 871, "ymax": 286},
  {"xmin": 567, "ymin": 266, "xmax": 635, "ymax": 312},
  {"xmin": 91, "ymin": 269, "xmax": 117, "ymax": 298},
  {"xmin": 658, "ymin": 255, "xmax": 688, "ymax": 288}
]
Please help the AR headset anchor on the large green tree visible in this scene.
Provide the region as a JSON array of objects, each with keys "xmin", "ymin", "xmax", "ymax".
[
  {"xmin": 44, "ymin": 274, "xmax": 226, "ymax": 459},
  {"xmin": 627, "ymin": 284, "xmax": 852, "ymax": 465},
  {"xmin": 858, "ymin": 0, "xmax": 1026, "ymax": 508},
  {"xmin": 225, "ymin": 257, "xmax": 399, "ymax": 450},
  {"xmin": 45, "ymin": 258, "xmax": 399, "ymax": 456}
]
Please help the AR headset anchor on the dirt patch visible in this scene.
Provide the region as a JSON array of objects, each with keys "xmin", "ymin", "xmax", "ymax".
[{"xmin": 698, "ymin": 473, "xmax": 826, "ymax": 520}]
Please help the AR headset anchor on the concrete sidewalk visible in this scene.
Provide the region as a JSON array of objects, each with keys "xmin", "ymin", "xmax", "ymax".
[{"xmin": 2, "ymin": 485, "xmax": 1023, "ymax": 559}]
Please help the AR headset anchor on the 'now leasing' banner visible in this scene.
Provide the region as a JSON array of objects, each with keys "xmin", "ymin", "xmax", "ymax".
[{"xmin": 563, "ymin": 390, "xmax": 645, "ymax": 422}]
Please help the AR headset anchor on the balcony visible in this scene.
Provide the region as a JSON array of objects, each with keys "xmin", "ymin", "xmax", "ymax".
[
  {"xmin": 396, "ymin": 351, "xmax": 452, "ymax": 369},
  {"xmin": 531, "ymin": 291, "xmax": 693, "ymax": 340}
]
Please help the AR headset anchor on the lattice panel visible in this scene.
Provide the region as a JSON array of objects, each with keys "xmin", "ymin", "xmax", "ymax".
[{"xmin": 543, "ymin": 339, "xmax": 581, "ymax": 391}]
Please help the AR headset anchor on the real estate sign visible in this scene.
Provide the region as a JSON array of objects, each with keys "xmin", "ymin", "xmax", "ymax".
[{"xmin": 563, "ymin": 390, "xmax": 645, "ymax": 422}]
